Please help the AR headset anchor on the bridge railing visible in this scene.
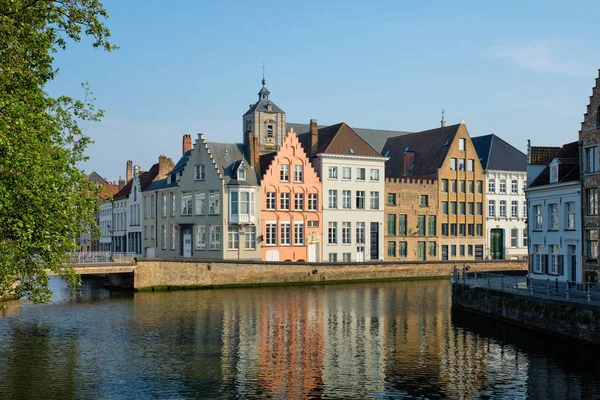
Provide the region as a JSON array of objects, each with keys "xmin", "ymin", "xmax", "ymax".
[
  {"xmin": 452, "ymin": 267, "xmax": 600, "ymax": 307},
  {"xmin": 66, "ymin": 252, "xmax": 136, "ymax": 265}
]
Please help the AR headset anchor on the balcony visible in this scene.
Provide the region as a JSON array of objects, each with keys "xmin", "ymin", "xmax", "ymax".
[{"xmin": 230, "ymin": 213, "xmax": 255, "ymax": 224}]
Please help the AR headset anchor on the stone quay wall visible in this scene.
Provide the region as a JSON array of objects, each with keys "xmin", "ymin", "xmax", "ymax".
[
  {"xmin": 134, "ymin": 259, "xmax": 526, "ymax": 291},
  {"xmin": 452, "ymin": 283, "xmax": 600, "ymax": 347}
]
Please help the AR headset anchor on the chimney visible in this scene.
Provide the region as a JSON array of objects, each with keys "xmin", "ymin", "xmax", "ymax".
[
  {"xmin": 118, "ymin": 175, "xmax": 125, "ymax": 189},
  {"xmin": 246, "ymin": 129, "xmax": 259, "ymax": 167},
  {"xmin": 527, "ymin": 139, "xmax": 531, "ymax": 165},
  {"xmin": 310, "ymin": 119, "xmax": 318, "ymax": 158},
  {"xmin": 253, "ymin": 135, "xmax": 259, "ymax": 168},
  {"xmin": 182, "ymin": 134, "xmax": 192, "ymax": 155},
  {"xmin": 158, "ymin": 155, "xmax": 174, "ymax": 179},
  {"xmin": 403, "ymin": 151, "xmax": 414, "ymax": 176},
  {"xmin": 126, "ymin": 160, "xmax": 133, "ymax": 181}
]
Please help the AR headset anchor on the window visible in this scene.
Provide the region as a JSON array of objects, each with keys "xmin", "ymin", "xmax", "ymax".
[
  {"xmin": 342, "ymin": 190, "xmax": 351, "ymax": 209},
  {"xmin": 499, "ymin": 200, "xmax": 507, "ymax": 217},
  {"xmin": 342, "ymin": 222, "xmax": 351, "ymax": 244},
  {"xmin": 460, "ymin": 245, "xmax": 465, "ymax": 257},
  {"xmin": 308, "ymin": 193, "xmax": 318, "ymax": 211},
  {"xmin": 442, "ymin": 201, "xmax": 448, "ymax": 215},
  {"xmin": 161, "ymin": 225, "xmax": 166, "ymax": 249},
  {"xmin": 387, "ymin": 214, "xmax": 396, "ymax": 235},
  {"xmin": 442, "ymin": 179, "xmax": 448, "ymax": 192},
  {"xmin": 549, "ymin": 203, "xmax": 558, "ymax": 230},
  {"xmin": 195, "ymin": 165, "xmax": 205, "ymax": 180},
  {"xmin": 420, "ymin": 195, "xmax": 428, "ymax": 206},
  {"xmin": 329, "ymin": 253, "xmax": 338, "ymax": 262},
  {"xmin": 387, "ymin": 193, "xmax": 396, "ymax": 205},
  {"xmin": 328, "ymin": 166, "xmax": 338, "ymax": 179},
  {"xmin": 209, "ymin": 191, "xmax": 220, "ymax": 215},
  {"xmin": 476, "ymin": 224, "xmax": 483, "ymax": 236},
  {"xmin": 468, "ymin": 180, "xmax": 474, "ymax": 193},
  {"xmin": 231, "ymin": 192, "xmax": 239, "ymax": 216},
  {"xmin": 468, "ymin": 224, "xmax": 474, "ymax": 236},
  {"xmin": 468, "ymin": 245, "xmax": 473, "ymax": 257},
  {"xmin": 488, "ymin": 200, "xmax": 496, "ymax": 217},
  {"xmin": 467, "ymin": 159, "xmax": 474, "ymax": 172},
  {"xmin": 488, "ymin": 179, "xmax": 496, "ymax": 193},
  {"xmin": 170, "ymin": 225, "xmax": 176, "ymax": 250},
  {"xmin": 294, "ymin": 222, "xmax": 304, "ymax": 245},
  {"xmin": 451, "ymin": 245, "xmax": 457, "ymax": 257},
  {"xmin": 245, "ymin": 226, "xmax": 256, "ymax": 249},
  {"xmin": 294, "ymin": 165, "xmax": 303, "ymax": 182},
  {"xmin": 266, "ymin": 223, "xmax": 277, "ymax": 245},
  {"xmin": 280, "ymin": 222, "xmax": 290, "ymax": 245},
  {"xmin": 586, "ymin": 146, "xmax": 598, "ymax": 173},
  {"xmin": 280, "ymin": 192, "xmax": 290, "ymax": 210},
  {"xmin": 398, "ymin": 215, "xmax": 407, "ymax": 236},
  {"xmin": 162, "ymin": 193, "xmax": 167, "ymax": 217},
  {"xmin": 144, "ymin": 196, "xmax": 149, "ymax": 219},
  {"xmin": 399, "ymin": 241, "xmax": 407, "ymax": 257},
  {"xmin": 476, "ymin": 202, "xmax": 483, "ymax": 216},
  {"xmin": 209, "ymin": 225, "xmax": 220, "ymax": 250},
  {"xmin": 195, "ymin": 225, "xmax": 206, "ymax": 250},
  {"xmin": 428, "ymin": 242, "xmax": 436, "ymax": 257},
  {"xmin": 387, "ymin": 241, "xmax": 396, "ymax": 257},
  {"xmin": 451, "ymin": 180, "xmax": 457, "ymax": 193},
  {"xmin": 459, "ymin": 180, "xmax": 465, "ymax": 193},
  {"xmin": 459, "ymin": 138, "xmax": 466, "ymax": 151},
  {"xmin": 511, "ymin": 180, "xmax": 518, "ymax": 194},
  {"xmin": 370, "ymin": 169, "xmax": 379, "ymax": 181},
  {"xmin": 549, "ymin": 245, "xmax": 559, "ymax": 274},
  {"xmin": 370, "ymin": 192, "xmax": 379, "ymax": 210},
  {"xmin": 143, "ymin": 226, "xmax": 148, "ymax": 240},
  {"xmin": 459, "ymin": 202, "xmax": 466, "ymax": 215},
  {"xmin": 566, "ymin": 202, "xmax": 576, "ymax": 229},
  {"xmin": 522, "ymin": 228, "xmax": 527, "ymax": 247},
  {"xmin": 459, "ymin": 158, "xmax": 465, "ymax": 171},
  {"xmin": 308, "ymin": 220, "xmax": 319, "ymax": 228},
  {"xmin": 238, "ymin": 168, "xmax": 246, "ymax": 181},
  {"xmin": 267, "ymin": 124, "xmax": 274, "ymax": 138},
  {"xmin": 428, "ymin": 216, "xmax": 436, "ymax": 236},
  {"xmin": 328, "ymin": 190, "xmax": 337, "ymax": 208},
  {"xmin": 417, "ymin": 215, "xmax": 426, "ymax": 236},
  {"xmin": 294, "ymin": 193, "xmax": 304, "ymax": 210},
  {"xmin": 450, "ymin": 158, "xmax": 457, "ymax": 171},
  {"xmin": 266, "ymin": 192, "xmax": 276, "ymax": 210},
  {"xmin": 459, "ymin": 224, "xmax": 465, "ymax": 236},
  {"xmin": 468, "ymin": 202, "xmax": 474, "ymax": 215},
  {"xmin": 181, "ymin": 192, "xmax": 192, "ymax": 215},
  {"xmin": 499, "ymin": 180, "xmax": 506, "ymax": 193},
  {"xmin": 477, "ymin": 181, "xmax": 483, "ymax": 194},
  {"xmin": 523, "ymin": 201, "xmax": 528, "ymax": 218},
  {"xmin": 342, "ymin": 167, "xmax": 351, "ymax": 180},
  {"xmin": 280, "ymin": 164, "xmax": 289, "ymax": 181},
  {"xmin": 588, "ymin": 189, "xmax": 598, "ymax": 215},
  {"xmin": 511, "ymin": 201, "xmax": 518, "ymax": 218},
  {"xmin": 328, "ymin": 222, "xmax": 337, "ymax": 244},
  {"xmin": 343, "ymin": 253, "xmax": 352, "ymax": 262},
  {"xmin": 356, "ymin": 168, "xmax": 366, "ymax": 181},
  {"xmin": 587, "ymin": 230, "xmax": 599, "ymax": 260},
  {"xmin": 533, "ymin": 244, "xmax": 543, "ymax": 273},
  {"xmin": 356, "ymin": 222, "xmax": 365, "ymax": 244},
  {"xmin": 195, "ymin": 192, "xmax": 206, "ymax": 215},
  {"xmin": 510, "ymin": 228, "xmax": 518, "ymax": 248},
  {"xmin": 442, "ymin": 224, "xmax": 448, "ymax": 236},
  {"xmin": 451, "ymin": 201, "xmax": 457, "ymax": 215},
  {"xmin": 228, "ymin": 226, "xmax": 239, "ymax": 250}
]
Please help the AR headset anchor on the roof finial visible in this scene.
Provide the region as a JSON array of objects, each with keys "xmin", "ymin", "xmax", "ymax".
[
  {"xmin": 440, "ymin": 109, "xmax": 446, "ymax": 127},
  {"xmin": 262, "ymin": 62, "xmax": 266, "ymax": 86}
]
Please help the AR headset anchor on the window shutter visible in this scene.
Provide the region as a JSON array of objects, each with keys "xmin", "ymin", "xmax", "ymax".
[
  {"xmin": 542, "ymin": 254, "xmax": 548, "ymax": 274},
  {"xmin": 558, "ymin": 255, "xmax": 564, "ymax": 276}
]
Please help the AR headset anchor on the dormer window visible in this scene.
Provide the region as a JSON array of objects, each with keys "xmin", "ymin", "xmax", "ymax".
[
  {"xmin": 550, "ymin": 159, "xmax": 560, "ymax": 183},
  {"xmin": 238, "ymin": 168, "xmax": 246, "ymax": 181},
  {"xmin": 263, "ymin": 93, "xmax": 268, "ymax": 100}
]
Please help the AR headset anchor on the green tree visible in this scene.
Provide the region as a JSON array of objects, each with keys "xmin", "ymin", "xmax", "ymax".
[{"xmin": 0, "ymin": 0, "xmax": 116, "ymax": 303}]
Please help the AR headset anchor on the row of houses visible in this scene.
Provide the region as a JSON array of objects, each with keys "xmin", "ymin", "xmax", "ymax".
[{"xmin": 91, "ymin": 78, "xmax": 528, "ymax": 264}]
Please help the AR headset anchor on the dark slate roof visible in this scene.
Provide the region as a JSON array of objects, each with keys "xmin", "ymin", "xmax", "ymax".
[
  {"xmin": 529, "ymin": 141, "xmax": 580, "ymax": 187},
  {"xmin": 243, "ymin": 84, "xmax": 284, "ymax": 116},
  {"xmin": 113, "ymin": 179, "xmax": 133, "ymax": 200},
  {"xmin": 472, "ymin": 134, "xmax": 526, "ymax": 172},
  {"xmin": 530, "ymin": 146, "xmax": 560, "ymax": 165},
  {"xmin": 145, "ymin": 177, "xmax": 175, "ymax": 191},
  {"xmin": 259, "ymin": 151, "xmax": 277, "ymax": 177},
  {"xmin": 296, "ymin": 122, "xmax": 381, "ymax": 157},
  {"xmin": 206, "ymin": 142, "xmax": 259, "ymax": 185},
  {"xmin": 382, "ymin": 123, "xmax": 461, "ymax": 179},
  {"xmin": 287, "ymin": 122, "xmax": 411, "ymax": 154}
]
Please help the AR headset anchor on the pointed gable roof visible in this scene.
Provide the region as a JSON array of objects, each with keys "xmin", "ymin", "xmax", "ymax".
[
  {"xmin": 296, "ymin": 122, "xmax": 381, "ymax": 157},
  {"xmin": 472, "ymin": 134, "xmax": 526, "ymax": 172},
  {"xmin": 205, "ymin": 142, "xmax": 258, "ymax": 185},
  {"xmin": 86, "ymin": 171, "xmax": 109, "ymax": 185},
  {"xmin": 382, "ymin": 123, "xmax": 461, "ymax": 179}
]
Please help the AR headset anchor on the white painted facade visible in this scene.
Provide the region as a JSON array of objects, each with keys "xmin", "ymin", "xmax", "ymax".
[
  {"xmin": 485, "ymin": 170, "xmax": 528, "ymax": 259},
  {"xmin": 99, "ymin": 200, "xmax": 113, "ymax": 251},
  {"xmin": 111, "ymin": 198, "xmax": 128, "ymax": 253},
  {"xmin": 126, "ymin": 167, "xmax": 143, "ymax": 255},
  {"xmin": 526, "ymin": 178, "xmax": 582, "ymax": 283},
  {"xmin": 315, "ymin": 154, "xmax": 386, "ymax": 262}
]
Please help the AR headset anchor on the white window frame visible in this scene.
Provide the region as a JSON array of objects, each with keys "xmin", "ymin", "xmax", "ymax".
[
  {"xmin": 342, "ymin": 190, "xmax": 351, "ymax": 209},
  {"xmin": 280, "ymin": 164, "xmax": 289, "ymax": 182},
  {"xmin": 329, "ymin": 189, "xmax": 337, "ymax": 209},
  {"xmin": 294, "ymin": 222, "xmax": 304, "ymax": 245},
  {"xmin": 266, "ymin": 192, "xmax": 276, "ymax": 210},
  {"xmin": 328, "ymin": 222, "xmax": 337, "ymax": 244},
  {"xmin": 294, "ymin": 165, "xmax": 303, "ymax": 182},
  {"xmin": 265, "ymin": 222, "xmax": 277, "ymax": 246},
  {"xmin": 308, "ymin": 193, "xmax": 318, "ymax": 211},
  {"xmin": 342, "ymin": 167, "xmax": 351, "ymax": 180},
  {"xmin": 195, "ymin": 164, "xmax": 206, "ymax": 180},
  {"xmin": 328, "ymin": 166, "xmax": 338, "ymax": 179}
]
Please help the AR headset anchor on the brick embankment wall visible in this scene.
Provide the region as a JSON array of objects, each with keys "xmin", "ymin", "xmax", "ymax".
[
  {"xmin": 452, "ymin": 283, "xmax": 600, "ymax": 347},
  {"xmin": 134, "ymin": 259, "xmax": 526, "ymax": 291}
]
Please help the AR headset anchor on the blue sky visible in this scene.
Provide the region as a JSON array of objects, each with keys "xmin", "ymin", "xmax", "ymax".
[{"xmin": 47, "ymin": 0, "xmax": 600, "ymax": 181}]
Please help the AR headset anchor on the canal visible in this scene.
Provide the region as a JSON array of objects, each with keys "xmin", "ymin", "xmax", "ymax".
[{"xmin": 1, "ymin": 277, "xmax": 599, "ymax": 399}]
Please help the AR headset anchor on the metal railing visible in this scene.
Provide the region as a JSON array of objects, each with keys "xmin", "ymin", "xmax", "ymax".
[
  {"xmin": 66, "ymin": 252, "xmax": 136, "ymax": 265},
  {"xmin": 452, "ymin": 267, "xmax": 600, "ymax": 307}
]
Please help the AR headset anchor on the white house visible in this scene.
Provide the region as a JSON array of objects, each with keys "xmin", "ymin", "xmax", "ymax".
[
  {"xmin": 526, "ymin": 141, "xmax": 582, "ymax": 283},
  {"xmin": 472, "ymin": 134, "xmax": 528, "ymax": 260},
  {"xmin": 98, "ymin": 200, "xmax": 112, "ymax": 251}
]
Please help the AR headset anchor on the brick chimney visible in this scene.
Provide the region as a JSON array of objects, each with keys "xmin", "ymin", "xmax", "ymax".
[
  {"xmin": 118, "ymin": 175, "xmax": 125, "ymax": 189},
  {"xmin": 182, "ymin": 134, "xmax": 192, "ymax": 155},
  {"xmin": 403, "ymin": 151, "xmax": 414, "ymax": 176},
  {"xmin": 158, "ymin": 155, "xmax": 174, "ymax": 179},
  {"xmin": 126, "ymin": 160, "xmax": 133, "ymax": 181},
  {"xmin": 310, "ymin": 119, "xmax": 318, "ymax": 158},
  {"xmin": 246, "ymin": 128, "xmax": 259, "ymax": 167}
]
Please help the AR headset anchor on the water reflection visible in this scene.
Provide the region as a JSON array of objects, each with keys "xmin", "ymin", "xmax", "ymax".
[{"xmin": 1, "ymin": 278, "xmax": 599, "ymax": 398}]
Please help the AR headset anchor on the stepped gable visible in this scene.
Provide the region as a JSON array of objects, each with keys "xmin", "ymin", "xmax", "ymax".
[
  {"xmin": 296, "ymin": 122, "xmax": 381, "ymax": 157},
  {"xmin": 472, "ymin": 134, "xmax": 526, "ymax": 172},
  {"xmin": 530, "ymin": 141, "xmax": 580, "ymax": 187},
  {"xmin": 382, "ymin": 123, "xmax": 461, "ymax": 179},
  {"xmin": 580, "ymin": 69, "xmax": 600, "ymax": 133},
  {"xmin": 205, "ymin": 140, "xmax": 258, "ymax": 185}
]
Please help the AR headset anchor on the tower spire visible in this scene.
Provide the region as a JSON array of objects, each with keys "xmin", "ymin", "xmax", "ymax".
[
  {"xmin": 440, "ymin": 109, "xmax": 446, "ymax": 127},
  {"xmin": 262, "ymin": 62, "xmax": 266, "ymax": 86}
]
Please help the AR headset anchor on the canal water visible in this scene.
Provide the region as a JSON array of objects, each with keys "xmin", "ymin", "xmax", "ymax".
[{"xmin": 1, "ymin": 278, "xmax": 599, "ymax": 399}]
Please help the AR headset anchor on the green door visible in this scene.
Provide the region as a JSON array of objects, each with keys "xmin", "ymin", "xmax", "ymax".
[
  {"xmin": 490, "ymin": 229, "xmax": 504, "ymax": 260},
  {"xmin": 417, "ymin": 241, "xmax": 426, "ymax": 261}
]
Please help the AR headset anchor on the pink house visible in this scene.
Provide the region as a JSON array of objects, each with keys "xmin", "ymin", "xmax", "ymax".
[{"xmin": 259, "ymin": 128, "xmax": 322, "ymax": 262}]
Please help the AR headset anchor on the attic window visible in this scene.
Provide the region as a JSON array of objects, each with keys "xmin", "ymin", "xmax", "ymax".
[
  {"xmin": 349, "ymin": 148, "xmax": 355, "ymax": 155},
  {"xmin": 443, "ymin": 139, "xmax": 451, "ymax": 146},
  {"xmin": 404, "ymin": 146, "xmax": 410, "ymax": 152},
  {"xmin": 384, "ymin": 150, "xmax": 390, "ymax": 157},
  {"xmin": 238, "ymin": 168, "xmax": 246, "ymax": 181}
]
